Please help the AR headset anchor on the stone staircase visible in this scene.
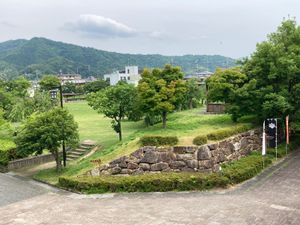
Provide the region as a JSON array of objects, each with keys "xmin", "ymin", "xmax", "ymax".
[{"xmin": 67, "ymin": 140, "xmax": 96, "ymax": 161}]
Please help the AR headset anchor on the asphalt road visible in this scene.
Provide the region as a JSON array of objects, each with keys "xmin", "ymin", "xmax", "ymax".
[{"xmin": 0, "ymin": 150, "xmax": 300, "ymax": 225}]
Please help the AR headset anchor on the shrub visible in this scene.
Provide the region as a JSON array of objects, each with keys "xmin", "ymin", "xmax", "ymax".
[
  {"xmin": 222, "ymin": 153, "xmax": 272, "ymax": 184},
  {"xmin": 140, "ymin": 136, "xmax": 179, "ymax": 146},
  {"xmin": 59, "ymin": 172, "xmax": 229, "ymax": 193},
  {"xmin": 193, "ymin": 135, "xmax": 208, "ymax": 146},
  {"xmin": 207, "ymin": 124, "xmax": 252, "ymax": 140},
  {"xmin": 0, "ymin": 139, "xmax": 16, "ymax": 166}
]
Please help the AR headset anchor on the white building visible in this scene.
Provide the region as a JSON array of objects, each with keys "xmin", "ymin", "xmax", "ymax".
[
  {"xmin": 104, "ymin": 66, "xmax": 141, "ymax": 86},
  {"xmin": 58, "ymin": 74, "xmax": 97, "ymax": 85}
]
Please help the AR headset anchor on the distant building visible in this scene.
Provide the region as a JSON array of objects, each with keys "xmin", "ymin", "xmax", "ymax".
[
  {"xmin": 27, "ymin": 80, "xmax": 39, "ymax": 97},
  {"xmin": 104, "ymin": 66, "xmax": 141, "ymax": 86},
  {"xmin": 58, "ymin": 74, "xmax": 97, "ymax": 85},
  {"xmin": 184, "ymin": 71, "xmax": 213, "ymax": 85}
]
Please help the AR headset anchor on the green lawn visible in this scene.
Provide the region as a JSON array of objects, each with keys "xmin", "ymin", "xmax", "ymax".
[
  {"xmin": 65, "ymin": 101, "xmax": 143, "ymax": 148},
  {"xmin": 34, "ymin": 101, "xmax": 251, "ymax": 185}
]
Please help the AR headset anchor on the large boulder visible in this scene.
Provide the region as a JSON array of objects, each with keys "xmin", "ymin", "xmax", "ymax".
[
  {"xmin": 186, "ymin": 160, "xmax": 199, "ymax": 169},
  {"xmin": 196, "ymin": 145, "xmax": 211, "ymax": 160},
  {"xmin": 130, "ymin": 148, "xmax": 144, "ymax": 159},
  {"xmin": 127, "ymin": 162, "xmax": 139, "ymax": 170},
  {"xmin": 199, "ymin": 160, "xmax": 213, "ymax": 169},
  {"xmin": 151, "ymin": 162, "xmax": 169, "ymax": 171},
  {"xmin": 157, "ymin": 151, "xmax": 176, "ymax": 162},
  {"xmin": 169, "ymin": 161, "xmax": 186, "ymax": 169},
  {"xmin": 140, "ymin": 151, "xmax": 158, "ymax": 164},
  {"xmin": 111, "ymin": 166, "xmax": 122, "ymax": 175},
  {"xmin": 139, "ymin": 163, "xmax": 151, "ymax": 171},
  {"xmin": 176, "ymin": 154, "xmax": 194, "ymax": 161}
]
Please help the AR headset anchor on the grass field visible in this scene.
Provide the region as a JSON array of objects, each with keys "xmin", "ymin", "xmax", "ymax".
[{"xmin": 34, "ymin": 101, "xmax": 251, "ymax": 184}]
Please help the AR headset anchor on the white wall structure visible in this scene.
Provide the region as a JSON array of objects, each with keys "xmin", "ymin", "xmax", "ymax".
[{"xmin": 104, "ymin": 66, "xmax": 141, "ymax": 86}]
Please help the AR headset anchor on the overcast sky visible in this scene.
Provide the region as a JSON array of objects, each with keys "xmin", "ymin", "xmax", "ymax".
[{"xmin": 0, "ymin": 0, "xmax": 299, "ymax": 58}]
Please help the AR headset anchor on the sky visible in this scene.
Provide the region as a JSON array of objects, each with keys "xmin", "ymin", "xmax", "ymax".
[{"xmin": 0, "ymin": 0, "xmax": 299, "ymax": 58}]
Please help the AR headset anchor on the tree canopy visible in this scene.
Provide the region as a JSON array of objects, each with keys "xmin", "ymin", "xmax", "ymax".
[
  {"xmin": 137, "ymin": 64, "xmax": 186, "ymax": 128},
  {"xmin": 207, "ymin": 19, "xmax": 300, "ymax": 124},
  {"xmin": 87, "ymin": 82, "xmax": 138, "ymax": 141},
  {"xmin": 15, "ymin": 108, "xmax": 79, "ymax": 171}
]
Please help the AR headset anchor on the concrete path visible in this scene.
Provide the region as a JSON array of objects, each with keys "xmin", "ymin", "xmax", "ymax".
[{"xmin": 1, "ymin": 151, "xmax": 300, "ymax": 225}]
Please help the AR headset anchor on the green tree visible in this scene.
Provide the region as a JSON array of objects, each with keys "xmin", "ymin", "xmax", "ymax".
[
  {"xmin": 39, "ymin": 75, "xmax": 60, "ymax": 91},
  {"xmin": 87, "ymin": 82, "xmax": 138, "ymax": 141},
  {"xmin": 207, "ymin": 19, "xmax": 300, "ymax": 123},
  {"xmin": 84, "ymin": 80, "xmax": 109, "ymax": 93},
  {"xmin": 138, "ymin": 64, "xmax": 186, "ymax": 128},
  {"xmin": 15, "ymin": 108, "xmax": 79, "ymax": 171},
  {"xmin": 62, "ymin": 82, "xmax": 77, "ymax": 93},
  {"xmin": 185, "ymin": 78, "xmax": 204, "ymax": 109},
  {"xmin": 7, "ymin": 76, "xmax": 31, "ymax": 97}
]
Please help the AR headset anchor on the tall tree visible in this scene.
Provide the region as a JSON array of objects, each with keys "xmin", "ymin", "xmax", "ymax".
[
  {"xmin": 207, "ymin": 19, "xmax": 300, "ymax": 123},
  {"xmin": 84, "ymin": 80, "xmax": 109, "ymax": 93},
  {"xmin": 39, "ymin": 75, "xmax": 60, "ymax": 91},
  {"xmin": 87, "ymin": 82, "xmax": 138, "ymax": 141},
  {"xmin": 138, "ymin": 64, "xmax": 186, "ymax": 128},
  {"xmin": 15, "ymin": 108, "xmax": 78, "ymax": 171}
]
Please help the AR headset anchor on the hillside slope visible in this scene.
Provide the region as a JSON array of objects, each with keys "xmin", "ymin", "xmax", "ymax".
[{"xmin": 0, "ymin": 37, "xmax": 236, "ymax": 79}]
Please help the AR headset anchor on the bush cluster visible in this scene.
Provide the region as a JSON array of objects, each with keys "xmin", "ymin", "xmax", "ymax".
[
  {"xmin": 59, "ymin": 173, "xmax": 229, "ymax": 194},
  {"xmin": 192, "ymin": 135, "xmax": 208, "ymax": 146},
  {"xmin": 139, "ymin": 136, "xmax": 179, "ymax": 146},
  {"xmin": 0, "ymin": 139, "xmax": 16, "ymax": 166},
  {"xmin": 207, "ymin": 124, "xmax": 252, "ymax": 140},
  {"xmin": 222, "ymin": 153, "xmax": 272, "ymax": 184}
]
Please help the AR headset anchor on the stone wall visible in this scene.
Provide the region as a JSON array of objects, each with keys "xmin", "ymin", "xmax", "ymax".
[{"xmin": 90, "ymin": 130, "xmax": 261, "ymax": 176}]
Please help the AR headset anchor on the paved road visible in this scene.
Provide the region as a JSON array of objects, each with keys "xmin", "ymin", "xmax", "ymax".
[{"xmin": 0, "ymin": 150, "xmax": 300, "ymax": 225}]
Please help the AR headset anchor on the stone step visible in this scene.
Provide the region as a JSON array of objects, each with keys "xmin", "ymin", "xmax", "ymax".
[
  {"xmin": 67, "ymin": 151, "xmax": 83, "ymax": 156},
  {"xmin": 79, "ymin": 145, "xmax": 90, "ymax": 149},
  {"xmin": 67, "ymin": 154, "xmax": 80, "ymax": 159},
  {"xmin": 72, "ymin": 148, "xmax": 87, "ymax": 153}
]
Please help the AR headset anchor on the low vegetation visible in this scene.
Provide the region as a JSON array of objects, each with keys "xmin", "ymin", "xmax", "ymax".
[
  {"xmin": 58, "ymin": 135, "xmax": 300, "ymax": 194},
  {"xmin": 139, "ymin": 136, "xmax": 179, "ymax": 146},
  {"xmin": 206, "ymin": 124, "xmax": 252, "ymax": 140},
  {"xmin": 0, "ymin": 139, "xmax": 16, "ymax": 166},
  {"xmin": 192, "ymin": 135, "xmax": 208, "ymax": 146}
]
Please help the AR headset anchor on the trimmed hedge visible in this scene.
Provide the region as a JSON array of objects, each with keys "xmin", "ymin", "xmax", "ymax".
[
  {"xmin": 222, "ymin": 153, "xmax": 272, "ymax": 184},
  {"xmin": 207, "ymin": 124, "xmax": 252, "ymax": 141},
  {"xmin": 140, "ymin": 136, "xmax": 179, "ymax": 146},
  {"xmin": 59, "ymin": 150, "xmax": 274, "ymax": 193},
  {"xmin": 59, "ymin": 172, "xmax": 229, "ymax": 193},
  {"xmin": 193, "ymin": 135, "xmax": 208, "ymax": 146}
]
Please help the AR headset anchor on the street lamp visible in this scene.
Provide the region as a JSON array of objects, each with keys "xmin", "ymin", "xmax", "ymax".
[{"xmin": 50, "ymin": 85, "xmax": 67, "ymax": 167}]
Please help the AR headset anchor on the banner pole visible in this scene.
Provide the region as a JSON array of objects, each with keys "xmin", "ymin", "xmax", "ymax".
[
  {"xmin": 262, "ymin": 120, "xmax": 266, "ymax": 168},
  {"xmin": 286, "ymin": 115, "xmax": 289, "ymax": 156},
  {"xmin": 275, "ymin": 118, "xmax": 278, "ymax": 160}
]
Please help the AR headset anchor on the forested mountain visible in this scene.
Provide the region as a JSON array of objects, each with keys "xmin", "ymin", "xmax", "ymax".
[{"xmin": 0, "ymin": 37, "xmax": 236, "ymax": 80}]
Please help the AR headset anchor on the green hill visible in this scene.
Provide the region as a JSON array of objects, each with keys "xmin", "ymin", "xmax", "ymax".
[{"xmin": 0, "ymin": 37, "xmax": 236, "ymax": 80}]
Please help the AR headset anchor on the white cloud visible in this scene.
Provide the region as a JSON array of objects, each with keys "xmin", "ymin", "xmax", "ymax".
[
  {"xmin": 0, "ymin": 20, "xmax": 17, "ymax": 28},
  {"xmin": 64, "ymin": 14, "xmax": 137, "ymax": 38}
]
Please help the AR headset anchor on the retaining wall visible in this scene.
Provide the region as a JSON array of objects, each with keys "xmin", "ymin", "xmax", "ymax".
[
  {"xmin": 89, "ymin": 129, "xmax": 261, "ymax": 176},
  {"xmin": 7, "ymin": 153, "xmax": 56, "ymax": 170}
]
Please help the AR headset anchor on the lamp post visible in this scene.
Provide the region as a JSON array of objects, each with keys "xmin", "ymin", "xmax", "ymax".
[{"xmin": 50, "ymin": 85, "xmax": 67, "ymax": 167}]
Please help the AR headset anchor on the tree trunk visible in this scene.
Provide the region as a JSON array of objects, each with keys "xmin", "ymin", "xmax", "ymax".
[
  {"xmin": 52, "ymin": 149, "xmax": 62, "ymax": 172},
  {"xmin": 189, "ymin": 99, "xmax": 193, "ymax": 109},
  {"xmin": 118, "ymin": 120, "xmax": 122, "ymax": 141},
  {"xmin": 162, "ymin": 111, "xmax": 167, "ymax": 129}
]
